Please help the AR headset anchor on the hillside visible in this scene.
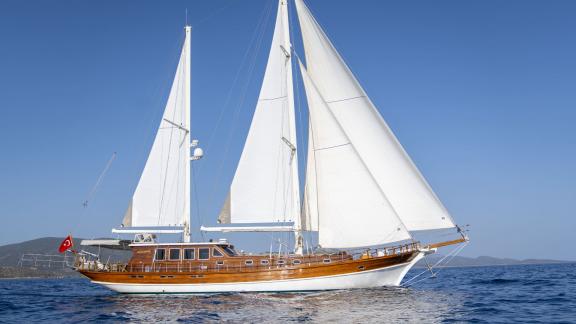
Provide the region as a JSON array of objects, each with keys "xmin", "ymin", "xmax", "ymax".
[{"xmin": 0, "ymin": 237, "xmax": 130, "ymax": 278}]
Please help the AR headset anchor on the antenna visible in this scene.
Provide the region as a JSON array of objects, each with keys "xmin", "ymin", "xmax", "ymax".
[{"xmin": 185, "ymin": 8, "xmax": 188, "ymax": 26}]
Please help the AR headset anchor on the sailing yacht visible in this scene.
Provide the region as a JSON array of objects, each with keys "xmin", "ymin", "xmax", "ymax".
[{"xmin": 76, "ymin": 0, "xmax": 467, "ymax": 293}]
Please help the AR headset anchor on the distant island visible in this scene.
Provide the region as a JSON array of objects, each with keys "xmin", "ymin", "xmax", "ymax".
[
  {"xmin": 0, "ymin": 237, "xmax": 572, "ymax": 279},
  {"xmin": 0, "ymin": 237, "xmax": 129, "ymax": 279}
]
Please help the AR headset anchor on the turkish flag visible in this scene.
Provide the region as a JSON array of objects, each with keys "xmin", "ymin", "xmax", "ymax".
[{"xmin": 58, "ymin": 235, "xmax": 73, "ymax": 253}]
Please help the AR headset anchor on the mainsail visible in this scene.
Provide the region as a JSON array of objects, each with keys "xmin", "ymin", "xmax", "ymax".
[
  {"xmin": 295, "ymin": 0, "xmax": 455, "ymax": 235},
  {"xmin": 121, "ymin": 27, "xmax": 191, "ymax": 239},
  {"xmin": 218, "ymin": 0, "xmax": 300, "ymax": 226}
]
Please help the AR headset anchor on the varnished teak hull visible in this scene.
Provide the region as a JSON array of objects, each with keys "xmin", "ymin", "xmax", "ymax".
[{"xmin": 80, "ymin": 251, "xmax": 423, "ymax": 293}]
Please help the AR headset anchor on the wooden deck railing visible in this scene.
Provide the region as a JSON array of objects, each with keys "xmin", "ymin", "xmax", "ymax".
[{"xmin": 75, "ymin": 241, "xmax": 421, "ymax": 274}]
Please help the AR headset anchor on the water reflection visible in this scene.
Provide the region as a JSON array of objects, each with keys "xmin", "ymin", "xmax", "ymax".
[{"xmin": 81, "ymin": 286, "xmax": 463, "ymax": 323}]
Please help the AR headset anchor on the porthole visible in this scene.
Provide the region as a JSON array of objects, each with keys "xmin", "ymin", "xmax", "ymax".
[
  {"xmin": 323, "ymin": 259, "xmax": 331, "ymax": 264},
  {"xmin": 245, "ymin": 260, "xmax": 254, "ymax": 266},
  {"xmin": 292, "ymin": 260, "xmax": 301, "ymax": 265}
]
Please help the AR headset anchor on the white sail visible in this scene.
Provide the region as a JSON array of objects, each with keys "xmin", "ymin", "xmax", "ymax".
[
  {"xmin": 295, "ymin": 0, "xmax": 455, "ymax": 232},
  {"xmin": 218, "ymin": 0, "xmax": 300, "ymax": 225},
  {"xmin": 122, "ymin": 27, "xmax": 191, "ymax": 235},
  {"xmin": 299, "ymin": 62, "xmax": 411, "ymax": 248},
  {"xmin": 301, "ymin": 122, "xmax": 318, "ymax": 231}
]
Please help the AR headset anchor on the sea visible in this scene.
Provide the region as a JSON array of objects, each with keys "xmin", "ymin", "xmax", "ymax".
[{"xmin": 0, "ymin": 263, "xmax": 574, "ymax": 323}]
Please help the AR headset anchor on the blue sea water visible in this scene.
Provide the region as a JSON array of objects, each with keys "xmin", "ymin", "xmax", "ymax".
[{"xmin": 0, "ymin": 263, "xmax": 574, "ymax": 323}]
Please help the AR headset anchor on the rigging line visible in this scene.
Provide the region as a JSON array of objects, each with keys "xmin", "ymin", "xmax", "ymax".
[
  {"xmin": 82, "ymin": 152, "xmax": 117, "ymax": 208},
  {"xmin": 205, "ymin": 0, "xmax": 274, "ymax": 208},
  {"xmin": 314, "ymin": 142, "xmax": 351, "ymax": 151},
  {"xmin": 156, "ymin": 59, "xmax": 185, "ymax": 226},
  {"xmin": 259, "ymin": 95, "xmax": 287, "ymax": 101},
  {"xmin": 325, "ymin": 95, "xmax": 366, "ymax": 104},
  {"xmin": 128, "ymin": 30, "xmax": 185, "ymax": 208},
  {"xmin": 192, "ymin": 0, "xmax": 237, "ymax": 28},
  {"xmin": 403, "ymin": 243, "xmax": 468, "ymax": 288},
  {"xmin": 191, "ymin": 163, "xmax": 205, "ymax": 241},
  {"xmin": 402, "ymin": 242, "xmax": 468, "ymax": 287},
  {"xmin": 199, "ymin": 0, "xmax": 274, "ymax": 170}
]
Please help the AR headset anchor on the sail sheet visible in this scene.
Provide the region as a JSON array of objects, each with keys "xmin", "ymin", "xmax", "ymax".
[
  {"xmin": 218, "ymin": 0, "xmax": 300, "ymax": 225},
  {"xmin": 299, "ymin": 62, "xmax": 411, "ymax": 248},
  {"xmin": 295, "ymin": 0, "xmax": 455, "ymax": 232},
  {"xmin": 122, "ymin": 29, "xmax": 191, "ymax": 228}
]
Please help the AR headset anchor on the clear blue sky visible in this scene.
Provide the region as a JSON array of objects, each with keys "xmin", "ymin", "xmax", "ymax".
[{"xmin": 0, "ymin": 0, "xmax": 574, "ymax": 260}]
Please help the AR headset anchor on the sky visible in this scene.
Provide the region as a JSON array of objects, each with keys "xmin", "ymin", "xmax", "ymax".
[{"xmin": 0, "ymin": 0, "xmax": 574, "ymax": 260}]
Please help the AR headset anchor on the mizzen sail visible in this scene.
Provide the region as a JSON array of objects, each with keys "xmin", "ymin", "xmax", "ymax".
[{"xmin": 122, "ymin": 27, "xmax": 191, "ymax": 233}]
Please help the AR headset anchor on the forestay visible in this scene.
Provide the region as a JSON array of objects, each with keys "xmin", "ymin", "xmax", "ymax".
[
  {"xmin": 295, "ymin": 0, "xmax": 455, "ymax": 232},
  {"xmin": 122, "ymin": 28, "xmax": 191, "ymax": 229},
  {"xmin": 218, "ymin": 0, "xmax": 300, "ymax": 226}
]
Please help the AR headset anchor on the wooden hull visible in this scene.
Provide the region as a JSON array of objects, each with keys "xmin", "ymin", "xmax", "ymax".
[{"xmin": 79, "ymin": 251, "xmax": 423, "ymax": 293}]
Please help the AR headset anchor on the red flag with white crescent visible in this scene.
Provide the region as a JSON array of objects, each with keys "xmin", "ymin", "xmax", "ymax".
[{"xmin": 58, "ymin": 235, "xmax": 73, "ymax": 253}]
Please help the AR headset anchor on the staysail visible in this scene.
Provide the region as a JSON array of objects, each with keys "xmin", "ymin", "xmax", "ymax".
[
  {"xmin": 299, "ymin": 62, "xmax": 411, "ymax": 248},
  {"xmin": 218, "ymin": 0, "xmax": 300, "ymax": 226},
  {"xmin": 121, "ymin": 27, "xmax": 191, "ymax": 237},
  {"xmin": 295, "ymin": 0, "xmax": 455, "ymax": 233}
]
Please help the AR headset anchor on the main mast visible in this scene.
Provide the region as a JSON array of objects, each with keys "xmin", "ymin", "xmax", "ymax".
[
  {"xmin": 281, "ymin": 0, "xmax": 303, "ymax": 255},
  {"xmin": 183, "ymin": 25, "xmax": 192, "ymax": 243}
]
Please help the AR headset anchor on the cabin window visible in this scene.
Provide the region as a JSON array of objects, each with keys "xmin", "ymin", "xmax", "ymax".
[
  {"xmin": 245, "ymin": 260, "xmax": 253, "ymax": 266},
  {"xmin": 323, "ymin": 259, "xmax": 331, "ymax": 264},
  {"xmin": 292, "ymin": 260, "xmax": 301, "ymax": 265},
  {"xmin": 155, "ymin": 249, "xmax": 166, "ymax": 261},
  {"xmin": 216, "ymin": 260, "xmax": 224, "ymax": 266},
  {"xmin": 277, "ymin": 260, "xmax": 285, "ymax": 265},
  {"xmin": 212, "ymin": 248, "xmax": 224, "ymax": 257},
  {"xmin": 223, "ymin": 246, "xmax": 237, "ymax": 256},
  {"xmin": 260, "ymin": 260, "xmax": 269, "ymax": 265},
  {"xmin": 183, "ymin": 248, "xmax": 195, "ymax": 260},
  {"xmin": 199, "ymin": 248, "xmax": 210, "ymax": 260},
  {"xmin": 169, "ymin": 249, "xmax": 180, "ymax": 260}
]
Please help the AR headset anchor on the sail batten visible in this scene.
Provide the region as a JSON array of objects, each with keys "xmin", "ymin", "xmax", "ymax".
[{"xmin": 295, "ymin": 0, "xmax": 455, "ymax": 234}]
